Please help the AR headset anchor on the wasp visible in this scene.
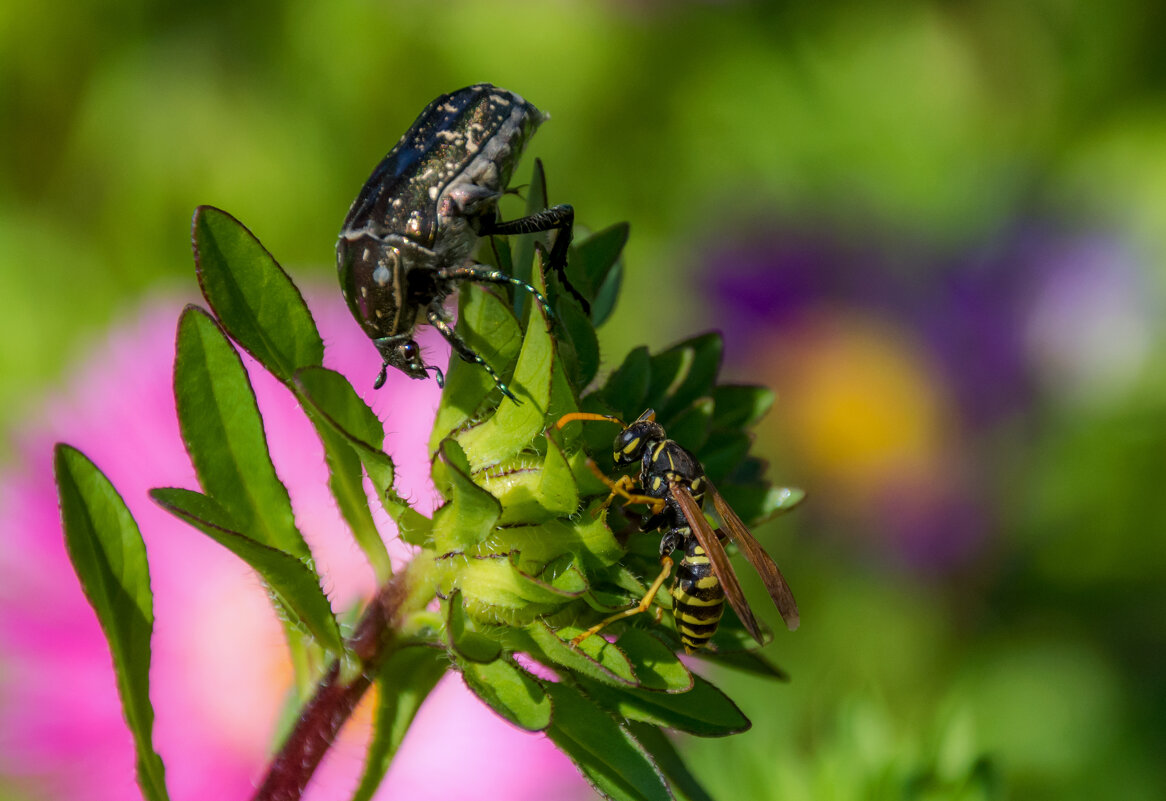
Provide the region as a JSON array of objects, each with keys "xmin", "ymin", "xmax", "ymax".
[
  {"xmin": 338, "ymin": 84, "xmax": 580, "ymax": 400},
  {"xmin": 556, "ymin": 409, "xmax": 799, "ymax": 652}
]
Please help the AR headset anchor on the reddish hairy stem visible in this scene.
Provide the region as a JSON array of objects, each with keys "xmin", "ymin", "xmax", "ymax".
[{"xmin": 251, "ymin": 565, "xmax": 420, "ymax": 801}]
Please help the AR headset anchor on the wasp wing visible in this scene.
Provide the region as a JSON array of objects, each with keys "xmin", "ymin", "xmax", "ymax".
[
  {"xmin": 707, "ymin": 479, "xmax": 800, "ymax": 631},
  {"xmin": 671, "ymin": 482, "xmax": 765, "ymax": 646}
]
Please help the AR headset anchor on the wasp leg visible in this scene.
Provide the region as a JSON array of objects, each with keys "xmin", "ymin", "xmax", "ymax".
[
  {"xmin": 436, "ymin": 264, "xmax": 555, "ymax": 323},
  {"xmin": 582, "ymin": 459, "xmax": 667, "ymax": 515},
  {"xmin": 572, "ymin": 556, "xmax": 674, "ymax": 646},
  {"xmin": 426, "ymin": 307, "xmax": 518, "ymax": 403},
  {"xmin": 476, "ymin": 204, "xmax": 588, "ymax": 314}
]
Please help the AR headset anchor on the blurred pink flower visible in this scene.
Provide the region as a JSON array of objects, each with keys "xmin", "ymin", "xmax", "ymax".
[{"xmin": 0, "ymin": 292, "xmax": 588, "ymax": 801}]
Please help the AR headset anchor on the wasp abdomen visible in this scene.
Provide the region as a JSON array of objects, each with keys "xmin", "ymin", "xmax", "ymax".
[{"xmin": 670, "ymin": 537, "xmax": 725, "ymax": 652}]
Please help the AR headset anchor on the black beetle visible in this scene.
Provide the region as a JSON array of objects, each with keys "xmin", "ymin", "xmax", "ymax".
[{"xmin": 337, "ymin": 83, "xmax": 578, "ymax": 400}]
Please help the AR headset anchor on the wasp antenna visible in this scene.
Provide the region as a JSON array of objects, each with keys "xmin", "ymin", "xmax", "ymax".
[{"xmin": 554, "ymin": 412, "xmax": 625, "ymax": 430}]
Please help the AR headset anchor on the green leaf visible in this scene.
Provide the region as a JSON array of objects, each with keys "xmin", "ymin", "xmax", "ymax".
[
  {"xmin": 545, "ymin": 682, "xmax": 672, "ymax": 801},
  {"xmin": 710, "ymin": 384, "xmax": 775, "ymax": 431},
  {"xmin": 295, "ymin": 366, "xmax": 426, "ymax": 557},
  {"xmin": 695, "ymin": 648, "xmax": 790, "ymax": 681},
  {"xmin": 665, "ymin": 398, "xmax": 715, "ymax": 454},
  {"xmin": 654, "ymin": 333, "xmax": 723, "ymax": 419},
  {"xmin": 568, "ymin": 222, "xmax": 630, "ymax": 305},
  {"xmin": 455, "ymin": 260, "xmax": 555, "ymax": 469},
  {"xmin": 695, "ymin": 431, "xmax": 751, "ymax": 486},
  {"xmin": 602, "ymin": 345, "xmax": 651, "ymax": 419},
  {"xmin": 191, "ymin": 206, "xmax": 323, "ymax": 381},
  {"xmin": 555, "ymin": 289, "xmax": 602, "ymax": 390},
  {"xmin": 525, "ymin": 620, "xmax": 638, "ymax": 687},
  {"xmin": 430, "ymin": 286, "xmax": 523, "ymax": 450},
  {"xmin": 510, "ymin": 159, "xmax": 550, "ymax": 319},
  {"xmin": 615, "ymin": 629, "xmax": 693, "ymax": 693},
  {"xmin": 591, "ymin": 259, "xmax": 624, "ymax": 327},
  {"xmin": 431, "ymin": 439, "xmax": 501, "ymax": 554},
  {"xmin": 454, "ymin": 555, "xmax": 575, "ymax": 625},
  {"xmin": 459, "ymin": 657, "xmax": 552, "ymax": 732},
  {"xmin": 174, "ymin": 305, "xmax": 311, "ymax": 560},
  {"xmin": 578, "ymin": 673, "xmax": 751, "ymax": 737},
  {"xmin": 511, "ymin": 552, "xmax": 588, "ymax": 598},
  {"xmin": 55, "ymin": 445, "xmax": 170, "ymax": 801},
  {"xmin": 625, "ymin": 722, "xmax": 717, "ymax": 801},
  {"xmin": 468, "ymin": 514, "xmax": 624, "ymax": 572},
  {"xmin": 445, "ymin": 589, "xmax": 503, "ymax": 663},
  {"xmin": 150, "ymin": 487, "xmax": 345, "ymax": 655},
  {"xmin": 715, "ymin": 484, "xmax": 805, "ymax": 527},
  {"xmin": 350, "ymin": 646, "xmax": 446, "ymax": 801},
  {"xmin": 476, "ymin": 435, "xmax": 579, "ymax": 526}
]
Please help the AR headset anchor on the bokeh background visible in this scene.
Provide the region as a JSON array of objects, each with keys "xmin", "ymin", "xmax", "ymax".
[{"xmin": 3, "ymin": 1, "xmax": 1166, "ymax": 799}]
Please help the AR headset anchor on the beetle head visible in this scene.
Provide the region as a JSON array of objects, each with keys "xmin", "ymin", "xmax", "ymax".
[{"xmin": 373, "ymin": 335, "xmax": 443, "ymax": 389}]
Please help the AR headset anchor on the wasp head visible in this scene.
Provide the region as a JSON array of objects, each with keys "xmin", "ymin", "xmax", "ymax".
[{"xmin": 612, "ymin": 409, "xmax": 665, "ymax": 466}]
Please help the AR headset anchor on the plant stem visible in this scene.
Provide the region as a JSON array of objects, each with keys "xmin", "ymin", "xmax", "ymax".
[{"xmin": 251, "ymin": 558, "xmax": 434, "ymax": 801}]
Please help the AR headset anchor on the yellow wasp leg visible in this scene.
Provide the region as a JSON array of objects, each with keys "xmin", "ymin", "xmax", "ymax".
[
  {"xmin": 583, "ymin": 459, "xmax": 667, "ymax": 515},
  {"xmin": 572, "ymin": 556, "xmax": 674, "ymax": 646}
]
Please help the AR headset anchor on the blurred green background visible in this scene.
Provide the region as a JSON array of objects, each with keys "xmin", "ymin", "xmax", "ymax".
[{"xmin": 4, "ymin": 1, "xmax": 1166, "ymax": 799}]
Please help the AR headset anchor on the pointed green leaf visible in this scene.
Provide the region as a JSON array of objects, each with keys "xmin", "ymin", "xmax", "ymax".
[
  {"xmin": 150, "ymin": 487, "xmax": 345, "ymax": 655},
  {"xmin": 695, "ymin": 431, "xmax": 751, "ymax": 485},
  {"xmin": 459, "ymin": 657, "xmax": 552, "ymax": 732},
  {"xmin": 431, "ymin": 439, "xmax": 501, "ymax": 554},
  {"xmin": 695, "ymin": 648, "xmax": 790, "ymax": 681},
  {"xmin": 475, "ymin": 435, "xmax": 579, "ymax": 526},
  {"xmin": 625, "ymin": 722, "xmax": 717, "ymax": 801},
  {"xmin": 578, "ymin": 673, "xmax": 750, "ymax": 737},
  {"xmin": 615, "ymin": 629, "xmax": 693, "ymax": 693},
  {"xmin": 174, "ymin": 305, "xmax": 310, "ymax": 560},
  {"xmin": 455, "ymin": 263, "xmax": 555, "ymax": 469},
  {"xmin": 602, "ymin": 345, "xmax": 651, "ymax": 419},
  {"xmin": 350, "ymin": 646, "xmax": 447, "ymax": 801},
  {"xmin": 654, "ymin": 333, "xmax": 723, "ymax": 419},
  {"xmin": 555, "ymin": 290, "xmax": 601, "ymax": 391},
  {"xmin": 468, "ymin": 514, "xmax": 624, "ymax": 573},
  {"xmin": 192, "ymin": 206, "xmax": 323, "ymax": 381},
  {"xmin": 454, "ymin": 556, "xmax": 574, "ymax": 625},
  {"xmin": 510, "ymin": 159, "xmax": 550, "ymax": 319},
  {"xmin": 591, "ymin": 260, "xmax": 623, "ymax": 327},
  {"xmin": 295, "ymin": 366, "xmax": 428, "ymax": 554},
  {"xmin": 716, "ymin": 484, "xmax": 805, "ymax": 527},
  {"xmin": 430, "ymin": 286, "xmax": 523, "ymax": 450},
  {"xmin": 445, "ymin": 590, "xmax": 503, "ymax": 663},
  {"xmin": 710, "ymin": 384, "xmax": 775, "ymax": 431},
  {"xmin": 568, "ymin": 222, "xmax": 630, "ymax": 304},
  {"xmin": 545, "ymin": 682, "xmax": 672, "ymax": 801},
  {"xmin": 511, "ymin": 553, "xmax": 588, "ymax": 598},
  {"xmin": 664, "ymin": 398, "xmax": 715, "ymax": 453},
  {"xmin": 525, "ymin": 620, "xmax": 638, "ymax": 687},
  {"xmin": 55, "ymin": 446, "xmax": 170, "ymax": 801}
]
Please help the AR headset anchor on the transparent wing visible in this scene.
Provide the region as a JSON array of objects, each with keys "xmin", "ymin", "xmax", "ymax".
[
  {"xmin": 671, "ymin": 482, "xmax": 765, "ymax": 646},
  {"xmin": 707, "ymin": 479, "xmax": 800, "ymax": 631}
]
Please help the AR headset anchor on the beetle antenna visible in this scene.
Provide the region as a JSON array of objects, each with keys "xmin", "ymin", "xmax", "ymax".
[
  {"xmin": 426, "ymin": 364, "xmax": 445, "ymax": 388},
  {"xmin": 373, "ymin": 364, "xmax": 389, "ymax": 390}
]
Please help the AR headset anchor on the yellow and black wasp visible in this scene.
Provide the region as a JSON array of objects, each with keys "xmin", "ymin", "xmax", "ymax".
[{"xmin": 556, "ymin": 409, "xmax": 799, "ymax": 652}]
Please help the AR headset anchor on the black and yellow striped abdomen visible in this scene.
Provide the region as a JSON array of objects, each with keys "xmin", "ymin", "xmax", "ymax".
[{"xmin": 670, "ymin": 537, "xmax": 725, "ymax": 652}]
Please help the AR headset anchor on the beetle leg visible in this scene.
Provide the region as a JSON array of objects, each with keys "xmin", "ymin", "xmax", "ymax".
[
  {"xmin": 435, "ymin": 264, "xmax": 555, "ymax": 324},
  {"xmin": 425, "ymin": 306, "xmax": 518, "ymax": 403},
  {"xmin": 476, "ymin": 204, "xmax": 588, "ymax": 313},
  {"xmin": 571, "ymin": 556, "xmax": 674, "ymax": 646}
]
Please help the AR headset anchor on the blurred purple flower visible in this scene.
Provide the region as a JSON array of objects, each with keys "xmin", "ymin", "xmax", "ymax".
[
  {"xmin": 700, "ymin": 218, "xmax": 1154, "ymax": 570},
  {"xmin": 0, "ymin": 293, "xmax": 587, "ymax": 801}
]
